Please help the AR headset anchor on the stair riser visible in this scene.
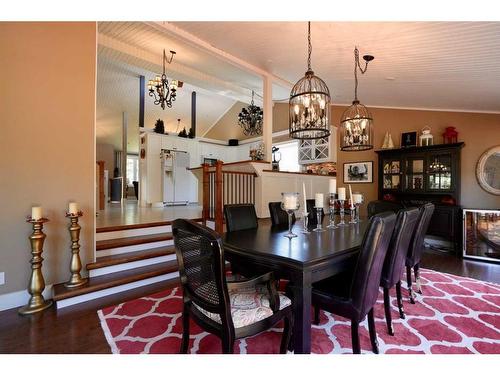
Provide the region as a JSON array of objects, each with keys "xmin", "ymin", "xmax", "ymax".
[
  {"xmin": 55, "ymin": 272, "xmax": 179, "ymax": 309},
  {"xmin": 97, "ymin": 240, "xmax": 174, "ymax": 257},
  {"xmin": 89, "ymin": 254, "xmax": 177, "ymax": 277},
  {"xmin": 96, "ymin": 225, "xmax": 172, "ymax": 241}
]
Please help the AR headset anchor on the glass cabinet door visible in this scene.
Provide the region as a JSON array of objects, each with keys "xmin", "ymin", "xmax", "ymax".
[
  {"xmin": 404, "ymin": 156, "xmax": 425, "ymax": 191},
  {"xmin": 382, "ymin": 158, "xmax": 401, "ymax": 190},
  {"xmin": 427, "ymin": 153, "xmax": 453, "ymax": 191}
]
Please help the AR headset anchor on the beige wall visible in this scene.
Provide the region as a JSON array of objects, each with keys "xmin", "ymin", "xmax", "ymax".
[
  {"xmin": 0, "ymin": 22, "xmax": 97, "ymax": 294},
  {"xmin": 96, "ymin": 142, "xmax": 115, "ymax": 174},
  {"xmin": 333, "ymin": 105, "xmax": 500, "ymax": 214}
]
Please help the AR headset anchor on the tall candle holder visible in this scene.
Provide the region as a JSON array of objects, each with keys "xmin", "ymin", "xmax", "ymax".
[
  {"xmin": 327, "ymin": 193, "xmax": 338, "ymax": 229},
  {"xmin": 65, "ymin": 211, "xmax": 88, "ymax": 288},
  {"xmin": 19, "ymin": 217, "xmax": 53, "ymax": 315},
  {"xmin": 301, "ymin": 211, "xmax": 310, "ymax": 234},
  {"xmin": 338, "ymin": 200, "xmax": 347, "ymax": 226},
  {"xmin": 349, "ymin": 202, "xmax": 357, "ymax": 224},
  {"xmin": 281, "ymin": 192, "xmax": 300, "ymax": 239},
  {"xmin": 313, "ymin": 207, "xmax": 325, "ymax": 232}
]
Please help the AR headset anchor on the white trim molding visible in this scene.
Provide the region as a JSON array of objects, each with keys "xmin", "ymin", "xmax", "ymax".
[{"xmin": 0, "ymin": 285, "xmax": 53, "ymax": 311}]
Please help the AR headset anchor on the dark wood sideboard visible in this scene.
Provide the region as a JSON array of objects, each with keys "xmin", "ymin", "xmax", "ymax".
[{"xmin": 376, "ymin": 142, "xmax": 464, "ymax": 255}]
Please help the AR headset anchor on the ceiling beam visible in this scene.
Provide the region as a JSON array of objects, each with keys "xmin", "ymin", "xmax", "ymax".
[{"xmin": 146, "ymin": 21, "xmax": 293, "ymax": 89}]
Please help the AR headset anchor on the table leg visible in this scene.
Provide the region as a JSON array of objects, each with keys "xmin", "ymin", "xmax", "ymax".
[{"xmin": 289, "ymin": 273, "xmax": 312, "ymax": 354}]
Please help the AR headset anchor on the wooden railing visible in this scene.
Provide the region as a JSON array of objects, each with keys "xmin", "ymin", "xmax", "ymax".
[{"xmin": 202, "ymin": 160, "xmax": 256, "ymax": 233}]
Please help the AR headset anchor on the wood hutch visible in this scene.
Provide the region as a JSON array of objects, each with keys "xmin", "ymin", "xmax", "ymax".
[{"xmin": 375, "ymin": 142, "xmax": 465, "ymax": 254}]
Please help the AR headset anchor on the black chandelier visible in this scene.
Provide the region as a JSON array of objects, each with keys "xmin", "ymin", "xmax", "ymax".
[
  {"xmin": 148, "ymin": 49, "xmax": 178, "ymax": 110},
  {"xmin": 289, "ymin": 22, "xmax": 331, "ymax": 140},
  {"xmin": 238, "ymin": 90, "xmax": 263, "ymax": 136},
  {"xmin": 340, "ymin": 47, "xmax": 375, "ymax": 151}
]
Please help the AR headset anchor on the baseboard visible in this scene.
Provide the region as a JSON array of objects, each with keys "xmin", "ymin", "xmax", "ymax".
[{"xmin": 0, "ymin": 285, "xmax": 53, "ymax": 311}]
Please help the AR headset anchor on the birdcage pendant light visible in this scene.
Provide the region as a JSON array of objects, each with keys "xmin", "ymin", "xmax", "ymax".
[
  {"xmin": 289, "ymin": 22, "xmax": 331, "ymax": 140},
  {"xmin": 340, "ymin": 47, "xmax": 374, "ymax": 151},
  {"xmin": 148, "ymin": 49, "xmax": 177, "ymax": 110}
]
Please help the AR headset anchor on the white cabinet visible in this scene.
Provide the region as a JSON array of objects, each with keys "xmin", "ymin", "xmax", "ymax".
[{"xmin": 298, "ymin": 126, "xmax": 337, "ymax": 164}]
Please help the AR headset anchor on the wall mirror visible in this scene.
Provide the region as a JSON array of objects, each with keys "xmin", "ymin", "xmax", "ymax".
[{"xmin": 476, "ymin": 145, "xmax": 500, "ymax": 195}]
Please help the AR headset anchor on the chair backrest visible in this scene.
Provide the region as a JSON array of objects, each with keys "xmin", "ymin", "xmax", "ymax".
[
  {"xmin": 224, "ymin": 204, "xmax": 258, "ymax": 232},
  {"xmin": 306, "ymin": 199, "xmax": 325, "ymax": 225},
  {"xmin": 172, "ymin": 219, "xmax": 233, "ymax": 326},
  {"xmin": 380, "ymin": 207, "xmax": 420, "ymax": 288},
  {"xmin": 350, "ymin": 212, "xmax": 396, "ymax": 318},
  {"xmin": 268, "ymin": 201, "xmax": 296, "ymax": 227},
  {"xmin": 367, "ymin": 200, "xmax": 404, "ymax": 218},
  {"xmin": 406, "ymin": 203, "xmax": 435, "ymax": 266}
]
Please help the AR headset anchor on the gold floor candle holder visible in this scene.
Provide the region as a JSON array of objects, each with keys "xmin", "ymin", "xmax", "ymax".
[
  {"xmin": 19, "ymin": 217, "xmax": 53, "ymax": 315},
  {"xmin": 64, "ymin": 211, "xmax": 88, "ymax": 288}
]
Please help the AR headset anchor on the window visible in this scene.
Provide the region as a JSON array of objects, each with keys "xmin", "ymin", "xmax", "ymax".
[
  {"xmin": 273, "ymin": 140, "xmax": 300, "ymax": 172},
  {"xmin": 126, "ymin": 154, "xmax": 139, "ymax": 186}
]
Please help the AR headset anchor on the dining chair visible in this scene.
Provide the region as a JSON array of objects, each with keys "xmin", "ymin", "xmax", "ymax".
[
  {"xmin": 172, "ymin": 219, "xmax": 294, "ymax": 354},
  {"xmin": 367, "ymin": 200, "xmax": 404, "ymax": 218},
  {"xmin": 224, "ymin": 203, "xmax": 258, "ymax": 232},
  {"xmin": 269, "ymin": 201, "xmax": 296, "ymax": 227},
  {"xmin": 405, "ymin": 203, "xmax": 435, "ymax": 304},
  {"xmin": 311, "ymin": 212, "xmax": 396, "ymax": 354},
  {"xmin": 379, "ymin": 207, "xmax": 420, "ymax": 335}
]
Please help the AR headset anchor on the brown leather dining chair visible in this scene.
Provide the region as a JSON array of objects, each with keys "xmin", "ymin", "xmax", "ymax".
[
  {"xmin": 268, "ymin": 201, "xmax": 296, "ymax": 227},
  {"xmin": 379, "ymin": 207, "xmax": 420, "ymax": 335},
  {"xmin": 172, "ymin": 219, "xmax": 294, "ymax": 354},
  {"xmin": 312, "ymin": 212, "xmax": 396, "ymax": 354},
  {"xmin": 405, "ymin": 203, "xmax": 435, "ymax": 303}
]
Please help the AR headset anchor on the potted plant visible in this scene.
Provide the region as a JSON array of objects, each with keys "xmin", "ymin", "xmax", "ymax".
[{"xmin": 154, "ymin": 119, "xmax": 165, "ymax": 134}]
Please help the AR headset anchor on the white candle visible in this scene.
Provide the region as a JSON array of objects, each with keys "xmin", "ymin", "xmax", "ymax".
[
  {"xmin": 329, "ymin": 178, "xmax": 336, "ymax": 194},
  {"xmin": 69, "ymin": 202, "xmax": 79, "ymax": 214},
  {"xmin": 315, "ymin": 193, "xmax": 324, "ymax": 208},
  {"xmin": 302, "ymin": 182, "xmax": 307, "ymax": 213},
  {"xmin": 31, "ymin": 206, "xmax": 42, "ymax": 220},
  {"xmin": 283, "ymin": 194, "xmax": 298, "ymax": 210},
  {"xmin": 338, "ymin": 187, "xmax": 346, "ymax": 201},
  {"xmin": 353, "ymin": 194, "xmax": 363, "ymax": 204},
  {"xmin": 349, "ymin": 184, "xmax": 354, "ymax": 208}
]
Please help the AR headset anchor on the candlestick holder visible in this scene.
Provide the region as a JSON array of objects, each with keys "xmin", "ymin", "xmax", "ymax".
[
  {"xmin": 313, "ymin": 207, "xmax": 326, "ymax": 232},
  {"xmin": 19, "ymin": 217, "xmax": 53, "ymax": 315},
  {"xmin": 338, "ymin": 200, "xmax": 347, "ymax": 226},
  {"xmin": 349, "ymin": 204, "xmax": 357, "ymax": 224},
  {"xmin": 64, "ymin": 211, "xmax": 88, "ymax": 288},
  {"xmin": 301, "ymin": 211, "xmax": 310, "ymax": 234},
  {"xmin": 327, "ymin": 193, "xmax": 338, "ymax": 229},
  {"xmin": 281, "ymin": 192, "xmax": 300, "ymax": 239}
]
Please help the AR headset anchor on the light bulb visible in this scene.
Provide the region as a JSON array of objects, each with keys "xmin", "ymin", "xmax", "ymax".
[
  {"xmin": 303, "ymin": 96, "xmax": 310, "ymax": 108},
  {"xmin": 294, "ymin": 104, "xmax": 300, "ymax": 115},
  {"xmin": 319, "ymin": 99, "xmax": 325, "ymax": 109}
]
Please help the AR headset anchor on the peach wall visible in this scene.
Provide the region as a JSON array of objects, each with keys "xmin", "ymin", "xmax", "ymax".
[{"xmin": 0, "ymin": 22, "xmax": 97, "ymax": 294}]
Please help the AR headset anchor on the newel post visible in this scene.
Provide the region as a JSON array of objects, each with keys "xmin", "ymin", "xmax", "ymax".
[
  {"xmin": 214, "ymin": 160, "xmax": 224, "ymax": 234},
  {"xmin": 202, "ymin": 163, "xmax": 210, "ymax": 225}
]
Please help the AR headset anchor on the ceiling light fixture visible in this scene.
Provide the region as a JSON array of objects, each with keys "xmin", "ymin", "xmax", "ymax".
[
  {"xmin": 148, "ymin": 49, "xmax": 178, "ymax": 110},
  {"xmin": 340, "ymin": 47, "xmax": 374, "ymax": 151},
  {"xmin": 238, "ymin": 90, "xmax": 263, "ymax": 136},
  {"xmin": 289, "ymin": 22, "xmax": 331, "ymax": 140}
]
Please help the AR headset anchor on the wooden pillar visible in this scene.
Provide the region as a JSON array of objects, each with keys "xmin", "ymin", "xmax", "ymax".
[
  {"xmin": 263, "ymin": 76, "xmax": 273, "ymax": 163},
  {"xmin": 96, "ymin": 161, "xmax": 105, "ymax": 211},
  {"xmin": 214, "ymin": 160, "xmax": 224, "ymax": 234},
  {"xmin": 202, "ymin": 163, "xmax": 209, "ymax": 225}
]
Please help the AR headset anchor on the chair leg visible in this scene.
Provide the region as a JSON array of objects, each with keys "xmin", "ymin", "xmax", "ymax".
[
  {"xmin": 414, "ymin": 264, "xmax": 422, "ymax": 294},
  {"xmin": 313, "ymin": 304, "xmax": 321, "ymax": 325},
  {"xmin": 383, "ymin": 287, "xmax": 394, "ymax": 336},
  {"xmin": 221, "ymin": 335, "xmax": 235, "ymax": 354},
  {"xmin": 367, "ymin": 309, "xmax": 379, "ymax": 354},
  {"xmin": 351, "ymin": 320, "xmax": 361, "ymax": 354},
  {"xmin": 406, "ymin": 265, "xmax": 415, "ymax": 304},
  {"xmin": 180, "ymin": 308, "xmax": 190, "ymax": 354},
  {"xmin": 396, "ymin": 281, "xmax": 406, "ymax": 319},
  {"xmin": 280, "ymin": 314, "xmax": 294, "ymax": 354}
]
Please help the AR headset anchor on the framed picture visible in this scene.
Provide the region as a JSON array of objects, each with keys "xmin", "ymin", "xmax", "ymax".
[
  {"xmin": 343, "ymin": 161, "xmax": 373, "ymax": 183},
  {"xmin": 401, "ymin": 131, "xmax": 417, "ymax": 147}
]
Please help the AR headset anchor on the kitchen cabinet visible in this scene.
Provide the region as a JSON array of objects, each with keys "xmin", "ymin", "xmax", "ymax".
[{"xmin": 298, "ymin": 126, "xmax": 337, "ymax": 164}]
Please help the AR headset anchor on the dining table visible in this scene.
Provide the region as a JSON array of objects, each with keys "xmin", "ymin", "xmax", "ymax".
[{"xmin": 222, "ymin": 218, "xmax": 369, "ymax": 354}]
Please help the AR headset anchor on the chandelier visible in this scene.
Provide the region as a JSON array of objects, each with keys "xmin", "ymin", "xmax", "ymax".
[
  {"xmin": 148, "ymin": 49, "xmax": 177, "ymax": 110},
  {"xmin": 289, "ymin": 22, "xmax": 331, "ymax": 140},
  {"xmin": 340, "ymin": 47, "xmax": 374, "ymax": 151},
  {"xmin": 238, "ymin": 90, "xmax": 263, "ymax": 136}
]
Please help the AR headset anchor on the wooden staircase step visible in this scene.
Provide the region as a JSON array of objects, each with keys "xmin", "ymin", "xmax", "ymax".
[
  {"xmin": 53, "ymin": 261, "xmax": 179, "ymax": 301},
  {"xmin": 96, "ymin": 233, "xmax": 173, "ymax": 251},
  {"xmin": 88, "ymin": 246, "xmax": 176, "ymax": 270},
  {"xmin": 96, "ymin": 218, "xmax": 204, "ymax": 233}
]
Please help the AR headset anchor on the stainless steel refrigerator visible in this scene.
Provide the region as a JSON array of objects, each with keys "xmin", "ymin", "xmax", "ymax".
[{"xmin": 161, "ymin": 149, "xmax": 190, "ymax": 205}]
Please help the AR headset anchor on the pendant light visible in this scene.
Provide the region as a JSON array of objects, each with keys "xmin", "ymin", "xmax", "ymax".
[
  {"xmin": 238, "ymin": 90, "xmax": 263, "ymax": 136},
  {"xmin": 148, "ymin": 49, "xmax": 177, "ymax": 110},
  {"xmin": 340, "ymin": 47, "xmax": 374, "ymax": 151},
  {"xmin": 289, "ymin": 22, "xmax": 331, "ymax": 140}
]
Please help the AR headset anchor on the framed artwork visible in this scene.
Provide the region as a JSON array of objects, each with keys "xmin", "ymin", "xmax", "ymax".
[
  {"xmin": 401, "ymin": 131, "xmax": 417, "ymax": 147},
  {"xmin": 344, "ymin": 161, "xmax": 373, "ymax": 183}
]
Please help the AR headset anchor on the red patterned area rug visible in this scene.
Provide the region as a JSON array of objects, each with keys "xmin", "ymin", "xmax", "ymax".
[{"xmin": 97, "ymin": 269, "xmax": 500, "ymax": 354}]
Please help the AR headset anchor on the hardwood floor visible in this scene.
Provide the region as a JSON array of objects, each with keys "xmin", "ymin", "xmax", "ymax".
[{"xmin": 0, "ymin": 250, "xmax": 498, "ymax": 354}]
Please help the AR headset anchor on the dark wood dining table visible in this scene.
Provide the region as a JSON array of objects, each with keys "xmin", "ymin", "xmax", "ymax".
[{"xmin": 222, "ymin": 218, "xmax": 369, "ymax": 354}]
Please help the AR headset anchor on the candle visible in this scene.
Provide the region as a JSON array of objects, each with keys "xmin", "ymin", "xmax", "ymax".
[
  {"xmin": 283, "ymin": 194, "xmax": 298, "ymax": 210},
  {"xmin": 329, "ymin": 179, "xmax": 337, "ymax": 194},
  {"xmin": 302, "ymin": 182, "xmax": 307, "ymax": 214},
  {"xmin": 353, "ymin": 194, "xmax": 363, "ymax": 204},
  {"xmin": 349, "ymin": 184, "xmax": 354, "ymax": 209},
  {"xmin": 315, "ymin": 193, "xmax": 324, "ymax": 208},
  {"xmin": 31, "ymin": 206, "xmax": 42, "ymax": 220},
  {"xmin": 338, "ymin": 187, "xmax": 346, "ymax": 201},
  {"xmin": 69, "ymin": 202, "xmax": 79, "ymax": 215}
]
